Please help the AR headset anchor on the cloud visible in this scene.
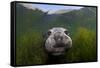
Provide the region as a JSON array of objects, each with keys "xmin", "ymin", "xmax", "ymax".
[{"xmin": 19, "ymin": 3, "xmax": 36, "ymax": 10}]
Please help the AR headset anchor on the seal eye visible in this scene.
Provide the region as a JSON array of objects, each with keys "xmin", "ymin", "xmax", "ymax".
[
  {"xmin": 64, "ymin": 30, "xmax": 68, "ymax": 35},
  {"xmin": 47, "ymin": 31, "xmax": 51, "ymax": 35}
]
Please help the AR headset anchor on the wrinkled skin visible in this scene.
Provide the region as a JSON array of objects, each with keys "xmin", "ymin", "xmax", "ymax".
[{"xmin": 45, "ymin": 27, "xmax": 72, "ymax": 56}]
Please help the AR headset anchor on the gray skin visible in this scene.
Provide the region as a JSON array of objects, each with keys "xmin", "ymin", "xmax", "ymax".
[{"xmin": 45, "ymin": 27, "xmax": 72, "ymax": 56}]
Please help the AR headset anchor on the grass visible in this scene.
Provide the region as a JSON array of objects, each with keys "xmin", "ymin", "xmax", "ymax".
[
  {"xmin": 16, "ymin": 27, "xmax": 97, "ymax": 65},
  {"xmin": 16, "ymin": 31, "xmax": 47, "ymax": 65},
  {"xmin": 65, "ymin": 27, "xmax": 97, "ymax": 62}
]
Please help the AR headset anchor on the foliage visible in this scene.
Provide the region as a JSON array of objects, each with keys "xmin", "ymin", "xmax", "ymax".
[{"xmin": 65, "ymin": 27, "xmax": 97, "ymax": 62}]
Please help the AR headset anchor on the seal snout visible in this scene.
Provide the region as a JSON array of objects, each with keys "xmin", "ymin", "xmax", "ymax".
[
  {"xmin": 44, "ymin": 27, "xmax": 72, "ymax": 56},
  {"xmin": 54, "ymin": 34, "xmax": 63, "ymax": 42},
  {"xmin": 53, "ymin": 32, "xmax": 66, "ymax": 48}
]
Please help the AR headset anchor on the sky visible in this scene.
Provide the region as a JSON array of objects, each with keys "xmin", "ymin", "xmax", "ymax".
[{"xmin": 20, "ymin": 3, "xmax": 83, "ymax": 14}]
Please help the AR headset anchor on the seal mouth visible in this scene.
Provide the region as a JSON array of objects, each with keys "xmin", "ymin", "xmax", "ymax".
[
  {"xmin": 53, "ymin": 52, "xmax": 64, "ymax": 56},
  {"xmin": 52, "ymin": 47, "xmax": 65, "ymax": 55},
  {"xmin": 53, "ymin": 43, "xmax": 66, "ymax": 48}
]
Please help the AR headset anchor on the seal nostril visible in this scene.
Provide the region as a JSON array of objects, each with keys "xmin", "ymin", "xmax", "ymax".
[{"xmin": 60, "ymin": 36, "xmax": 63, "ymax": 40}]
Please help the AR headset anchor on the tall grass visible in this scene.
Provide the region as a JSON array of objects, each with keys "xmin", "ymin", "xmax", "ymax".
[
  {"xmin": 65, "ymin": 27, "xmax": 97, "ymax": 62},
  {"xmin": 16, "ymin": 27, "xmax": 97, "ymax": 65},
  {"xmin": 16, "ymin": 31, "xmax": 47, "ymax": 65}
]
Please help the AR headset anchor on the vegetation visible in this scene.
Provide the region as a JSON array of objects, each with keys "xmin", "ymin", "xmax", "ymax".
[
  {"xmin": 16, "ymin": 31, "xmax": 47, "ymax": 65},
  {"xmin": 15, "ymin": 3, "xmax": 97, "ymax": 65},
  {"xmin": 65, "ymin": 27, "xmax": 97, "ymax": 62}
]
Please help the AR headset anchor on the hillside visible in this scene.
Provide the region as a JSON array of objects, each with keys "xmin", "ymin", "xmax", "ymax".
[{"xmin": 16, "ymin": 3, "xmax": 96, "ymax": 36}]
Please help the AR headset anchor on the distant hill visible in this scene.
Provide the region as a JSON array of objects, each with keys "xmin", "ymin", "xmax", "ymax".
[{"xmin": 16, "ymin": 3, "xmax": 96, "ymax": 36}]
